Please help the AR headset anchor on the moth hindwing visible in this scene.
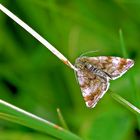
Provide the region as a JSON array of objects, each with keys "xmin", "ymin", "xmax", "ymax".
[{"xmin": 75, "ymin": 56, "xmax": 134, "ymax": 108}]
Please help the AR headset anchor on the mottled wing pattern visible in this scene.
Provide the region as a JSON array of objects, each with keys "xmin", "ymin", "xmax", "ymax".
[
  {"xmin": 75, "ymin": 56, "xmax": 134, "ymax": 108},
  {"xmin": 76, "ymin": 65, "xmax": 109, "ymax": 108},
  {"xmin": 81, "ymin": 56, "xmax": 134, "ymax": 80}
]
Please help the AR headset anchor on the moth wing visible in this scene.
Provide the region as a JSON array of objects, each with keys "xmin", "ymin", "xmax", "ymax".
[
  {"xmin": 84, "ymin": 56, "xmax": 134, "ymax": 80},
  {"xmin": 76, "ymin": 69, "xmax": 109, "ymax": 108}
]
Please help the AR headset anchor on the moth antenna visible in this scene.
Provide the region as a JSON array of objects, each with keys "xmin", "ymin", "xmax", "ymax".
[{"xmin": 79, "ymin": 50, "xmax": 101, "ymax": 57}]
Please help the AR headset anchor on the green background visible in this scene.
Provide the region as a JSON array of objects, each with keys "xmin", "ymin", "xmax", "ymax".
[{"xmin": 0, "ymin": 0, "xmax": 139, "ymax": 140}]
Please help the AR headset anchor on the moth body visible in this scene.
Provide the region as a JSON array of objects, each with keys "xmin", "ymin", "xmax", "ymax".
[{"xmin": 85, "ymin": 63, "xmax": 111, "ymax": 81}]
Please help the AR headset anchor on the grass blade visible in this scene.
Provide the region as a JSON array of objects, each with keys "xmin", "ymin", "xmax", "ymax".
[
  {"xmin": 0, "ymin": 99, "xmax": 82, "ymax": 140},
  {"xmin": 57, "ymin": 108, "xmax": 69, "ymax": 130},
  {"xmin": 110, "ymin": 91, "xmax": 140, "ymax": 115},
  {"xmin": 0, "ymin": 4, "xmax": 77, "ymax": 71},
  {"xmin": 118, "ymin": 29, "xmax": 140, "ymax": 129},
  {"xmin": 119, "ymin": 29, "xmax": 128, "ymax": 58}
]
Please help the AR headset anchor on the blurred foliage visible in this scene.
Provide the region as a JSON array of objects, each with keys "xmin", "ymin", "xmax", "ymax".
[
  {"xmin": 0, "ymin": 129, "xmax": 57, "ymax": 140},
  {"xmin": 0, "ymin": 0, "xmax": 140, "ymax": 140}
]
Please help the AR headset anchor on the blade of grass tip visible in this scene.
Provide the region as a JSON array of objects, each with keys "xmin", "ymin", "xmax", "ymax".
[
  {"xmin": 0, "ymin": 4, "xmax": 77, "ymax": 71},
  {"xmin": 119, "ymin": 30, "xmax": 139, "ymax": 99},
  {"xmin": 110, "ymin": 91, "xmax": 140, "ymax": 115},
  {"xmin": 0, "ymin": 100, "xmax": 82, "ymax": 140},
  {"xmin": 119, "ymin": 29, "xmax": 136, "ymax": 99},
  {"xmin": 119, "ymin": 29, "xmax": 140, "ymax": 129},
  {"xmin": 57, "ymin": 108, "xmax": 69, "ymax": 130},
  {"xmin": 119, "ymin": 30, "xmax": 139, "ymax": 104},
  {"xmin": 119, "ymin": 29, "xmax": 128, "ymax": 58}
]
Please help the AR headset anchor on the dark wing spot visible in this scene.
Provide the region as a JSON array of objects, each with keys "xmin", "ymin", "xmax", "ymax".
[
  {"xmin": 118, "ymin": 59, "xmax": 127, "ymax": 71},
  {"xmin": 84, "ymin": 88, "xmax": 101, "ymax": 102}
]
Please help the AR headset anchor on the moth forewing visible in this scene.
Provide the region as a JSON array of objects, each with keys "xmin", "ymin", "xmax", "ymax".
[{"xmin": 75, "ymin": 56, "xmax": 134, "ymax": 108}]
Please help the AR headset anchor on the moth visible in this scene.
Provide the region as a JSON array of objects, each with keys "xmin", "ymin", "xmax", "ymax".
[{"xmin": 75, "ymin": 56, "xmax": 134, "ymax": 108}]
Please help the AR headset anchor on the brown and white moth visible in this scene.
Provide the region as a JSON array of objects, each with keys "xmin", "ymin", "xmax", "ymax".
[
  {"xmin": 0, "ymin": 5, "xmax": 135, "ymax": 109},
  {"xmin": 75, "ymin": 56, "xmax": 134, "ymax": 108}
]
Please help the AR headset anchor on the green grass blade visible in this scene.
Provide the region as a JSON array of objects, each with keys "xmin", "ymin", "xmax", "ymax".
[
  {"xmin": 57, "ymin": 108, "xmax": 69, "ymax": 130},
  {"xmin": 110, "ymin": 91, "xmax": 140, "ymax": 115},
  {"xmin": 119, "ymin": 29, "xmax": 128, "ymax": 58},
  {"xmin": 0, "ymin": 99, "xmax": 82, "ymax": 140},
  {"xmin": 119, "ymin": 29, "xmax": 140, "ymax": 129},
  {"xmin": 119, "ymin": 29, "xmax": 139, "ymax": 102}
]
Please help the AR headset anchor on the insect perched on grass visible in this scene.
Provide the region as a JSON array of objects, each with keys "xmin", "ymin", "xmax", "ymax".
[
  {"xmin": 75, "ymin": 56, "xmax": 134, "ymax": 108},
  {"xmin": 1, "ymin": 4, "xmax": 136, "ymax": 111}
]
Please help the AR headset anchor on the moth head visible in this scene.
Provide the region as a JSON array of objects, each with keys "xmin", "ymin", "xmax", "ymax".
[{"xmin": 75, "ymin": 57, "xmax": 89, "ymax": 69}]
